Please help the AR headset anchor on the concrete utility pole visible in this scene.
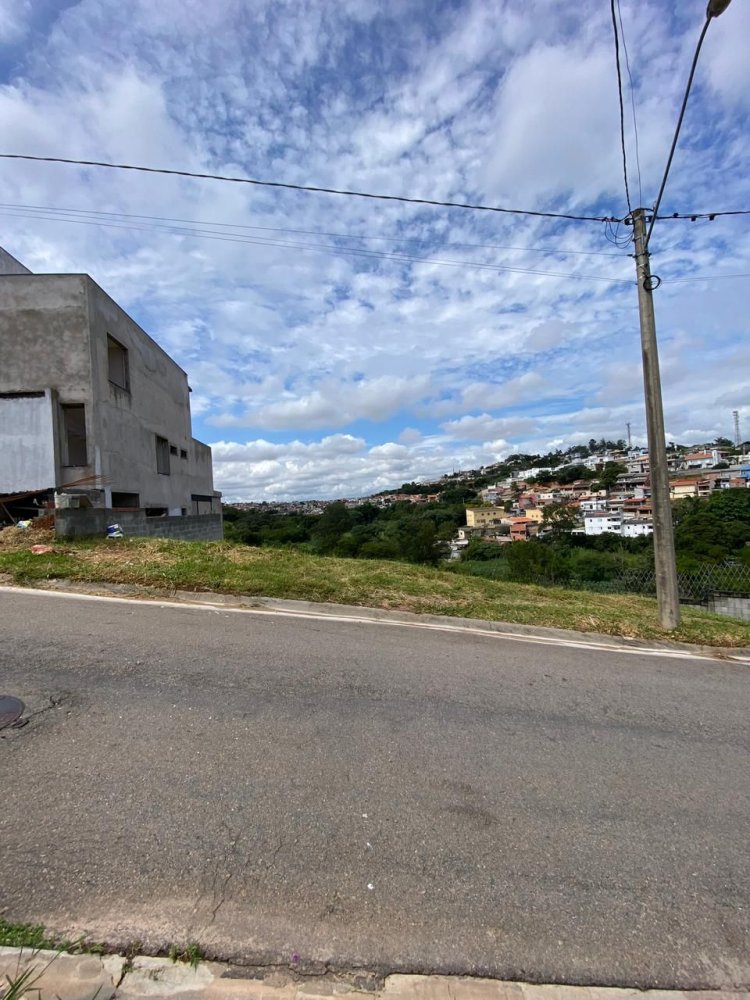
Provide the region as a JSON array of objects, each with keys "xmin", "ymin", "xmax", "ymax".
[{"xmin": 632, "ymin": 208, "xmax": 680, "ymax": 629}]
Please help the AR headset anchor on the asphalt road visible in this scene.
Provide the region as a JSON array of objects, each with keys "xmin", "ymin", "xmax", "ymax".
[{"xmin": 1, "ymin": 588, "xmax": 748, "ymax": 989}]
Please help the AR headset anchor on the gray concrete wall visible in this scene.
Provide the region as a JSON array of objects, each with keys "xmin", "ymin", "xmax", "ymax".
[
  {"xmin": 0, "ymin": 275, "xmax": 94, "ymax": 490},
  {"xmin": 706, "ymin": 594, "xmax": 750, "ymax": 622},
  {"xmin": 0, "ymin": 246, "xmax": 32, "ymax": 275},
  {"xmin": 85, "ymin": 278, "xmax": 216, "ymax": 511},
  {"xmin": 0, "ymin": 272, "xmax": 217, "ymax": 509},
  {"xmin": 56, "ymin": 508, "xmax": 223, "ymax": 541}
]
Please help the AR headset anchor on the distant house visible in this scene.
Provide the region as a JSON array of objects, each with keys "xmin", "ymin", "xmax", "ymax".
[
  {"xmin": 0, "ymin": 246, "xmax": 221, "ymax": 533},
  {"xmin": 669, "ymin": 478, "xmax": 701, "ymax": 500},
  {"xmin": 580, "ymin": 495, "xmax": 609, "ymax": 513},
  {"xmin": 448, "ymin": 537, "xmax": 470, "ymax": 559},
  {"xmin": 465, "ymin": 507, "xmax": 505, "ymax": 529},
  {"xmin": 583, "ymin": 512, "xmax": 622, "ymax": 536},
  {"xmin": 682, "ymin": 449, "xmax": 726, "ymax": 469},
  {"xmin": 622, "ymin": 496, "xmax": 653, "ymax": 518},
  {"xmin": 509, "ymin": 517, "xmax": 538, "ymax": 542},
  {"xmin": 523, "ymin": 507, "xmax": 545, "ymax": 524},
  {"xmin": 621, "ymin": 519, "xmax": 654, "ymax": 538}
]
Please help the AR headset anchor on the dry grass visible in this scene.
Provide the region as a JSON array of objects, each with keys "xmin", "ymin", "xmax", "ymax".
[
  {"xmin": 1, "ymin": 533, "xmax": 749, "ymax": 649},
  {"xmin": 0, "ymin": 524, "xmax": 56, "ymax": 550}
]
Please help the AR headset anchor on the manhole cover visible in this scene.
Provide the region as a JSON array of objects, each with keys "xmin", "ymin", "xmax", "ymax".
[{"xmin": 0, "ymin": 695, "xmax": 25, "ymax": 731}]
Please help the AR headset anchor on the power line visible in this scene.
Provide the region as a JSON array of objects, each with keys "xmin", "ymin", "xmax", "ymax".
[
  {"xmin": 655, "ymin": 209, "xmax": 750, "ymax": 220},
  {"xmin": 615, "ymin": 0, "xmax": 643, "ymax": 206},
  {"xmin": 610, "ymin": 0, "xmax": 633, "ymax": 215},
  {"xmin": 0, "ymin": 152, "xmax": 621, "ymax": 223},
  {"xmin": 662, "ymin": 271, "xmax": 750, "ymax": 282},
  {"xmin": 0, "ymin": 205, "xmax": 634, "ymax": 283},
  {"xmin": 646, "ymin": 13, "xmax": 715, "ymax": 246},
  {"xmin": 0, "ymin": 200, "xmax": 625, "ymax": 258}
]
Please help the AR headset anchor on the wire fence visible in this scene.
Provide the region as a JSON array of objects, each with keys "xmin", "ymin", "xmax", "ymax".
[
  {"xmin": 454, "ymin": 557, "xmax": 750, "ymax": 602},
  {"xmin": 545, "ymin": 563, "xmax": 750, "ymax": 600}
]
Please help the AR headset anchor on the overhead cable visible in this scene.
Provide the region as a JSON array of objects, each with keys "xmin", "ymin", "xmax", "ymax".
[
  {"xmin": 0, "ymin": 200, "xmax": 625, "ymax": 258},
  {"xmin": 0, "ymin": 152, "xmax": 621, "ymax": 223},
  {"xmin": 0, "ymin": 205, "xmax": 634, "ymax": 283},
  {"xmin": 615, "ymin": 0, "xmax": 643, "ymax": 205},
  {"xmin": 646, "ymin": 13, "xmax": 715, "ymax": 245},
  {"xmin": 610, "ymin": 0, "xmax": 633, "ymax": 215}
]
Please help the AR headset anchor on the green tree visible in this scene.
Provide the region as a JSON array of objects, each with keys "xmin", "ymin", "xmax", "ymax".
[
  {"xmin": 542, "ymin": 501, "xmax": 578, "ymax": 539},
  {"xmin": 311, "ymin": 502, "xmax": 353, "ymax": 554},
  {"xmin": 673, "ymin": 489, "xmax": 750, "ymax": 562},
  {"xmin": 594, "ymin": 461, "xmax": 625, "ymax": 491},
  {"xmin": 462, "ymin": 539, "xmax": 507, "ymax": 561},
  {"xmin": 403, "ymin": 521, "xmax": 444, "ymax": 565}
]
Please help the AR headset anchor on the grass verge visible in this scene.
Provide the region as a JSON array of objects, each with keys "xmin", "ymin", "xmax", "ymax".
[
  {"xmin": 1, "ymin": 531, "xmax": 749, "ymax": 647},
  {"xmin": 0, "ymin": 918, "xmax": 104, "ymax": 955}
]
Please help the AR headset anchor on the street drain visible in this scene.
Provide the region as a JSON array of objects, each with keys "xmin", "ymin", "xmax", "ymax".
[{"xmin": 0, "ymin": 696, "xmax": 25, "ymax": 731}]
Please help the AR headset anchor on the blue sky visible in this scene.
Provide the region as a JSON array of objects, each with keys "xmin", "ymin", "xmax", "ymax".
[{"xmin": 0, "ymin": 0, "xmax": 749, "ymax": 499}]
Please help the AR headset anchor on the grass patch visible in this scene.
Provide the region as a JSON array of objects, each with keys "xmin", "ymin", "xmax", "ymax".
[
  {"xmin": 168, "ymin": 943, "xmax": 202, "ymax": 969},
  {"xmin": 0, "ymin": 918, "xmax": 104, "ymax": 956},
  {"xmin": 0, "ymin": 919, "xmax": 58, "ymax": 951},
  {"xmin": 1, "ymin": 533, "xmax": 749, "ymax": 647}
]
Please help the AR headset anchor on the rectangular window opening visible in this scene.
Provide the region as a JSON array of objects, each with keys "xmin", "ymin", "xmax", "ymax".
[
  {"xmin": 111, "ymin": 492, "xmax": 140, "ymax": 509},
  {"xmin": 169, "ymin": 444, "xmax": 178, "ymax": 456},
  {"xmin": 61, "ymin": 404, "xmax": 87, "ymax": 466},
  {"xmin": 155, "ymin": 435, "xmax": 170, "ymax": 475},
  {"xmin": 180, "ymin": 449, "xmax": 188, "ymax": 459},
  {"xmin": 107, "ymin": 335, "xmax": 130, "ymax": 391}
]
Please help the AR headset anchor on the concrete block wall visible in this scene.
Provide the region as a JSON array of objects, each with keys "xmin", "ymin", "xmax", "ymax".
[
  {"xmin": 56, "ymin": 508, "xmax": 223, "ymax": 542},
  {"xmin": 706, "ymin": 593, "xmax": 750, "ymax": 622}
]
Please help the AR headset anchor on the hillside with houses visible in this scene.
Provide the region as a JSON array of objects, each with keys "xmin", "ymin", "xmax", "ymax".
[{"xmin": 432, "ymin": 442, "xmax": 750, "ymax": 558}]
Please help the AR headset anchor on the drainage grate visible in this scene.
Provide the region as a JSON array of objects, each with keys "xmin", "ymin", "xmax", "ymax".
[{"xmin": 0, "ymin": 695, "xmax": 25, "ymax": 731}]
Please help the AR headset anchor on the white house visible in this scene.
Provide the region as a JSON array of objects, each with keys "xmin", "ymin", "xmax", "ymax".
[
  {"xmin": 579, "ymin": 496, "xmax": 609, "ymax": 513},
  {"xmin": 583, "ymin": 512, "xmax": 623, "ymax": 536},
  {"xmin": 621, "ymin": 518, "xmax": 654, "ymax": 538},
  {"xmin": 682, "ymin": 448, "xmax": 726, "ymax": 469}
]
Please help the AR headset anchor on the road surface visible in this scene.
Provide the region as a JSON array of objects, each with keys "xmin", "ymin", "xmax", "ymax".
[{"xmin": 1, "ymin": 587, "xmax": 748, "ymax": 989}]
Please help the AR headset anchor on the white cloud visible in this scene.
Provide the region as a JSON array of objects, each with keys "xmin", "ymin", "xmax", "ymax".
[
  {"xmin": 0, "ymin": 0, "xmax": 747, "ymax": 499},
  {"xmin": 0, "ymin": 0, "xmax": 31, "ymax": 45}
]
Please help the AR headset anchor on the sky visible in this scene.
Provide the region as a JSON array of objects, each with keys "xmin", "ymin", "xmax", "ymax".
[{"xmin": 0, "ymin": 0, "xmax": 748, "ymax": 500}]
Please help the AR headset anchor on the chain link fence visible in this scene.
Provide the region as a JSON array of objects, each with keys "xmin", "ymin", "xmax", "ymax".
[{"xmin": 556, "ymin": 563, "xmax": 750, "ymax": 600}]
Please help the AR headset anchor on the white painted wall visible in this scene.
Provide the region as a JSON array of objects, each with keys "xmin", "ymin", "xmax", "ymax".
[
  {"xmin": 621, "ymin": 521, "xmax": 654, "ymax": 537},
  {"xmin": 0, "ymin": 392, "xmax": 56, "ymax": 492},
  {"xmin": 583, "ymin": 515, "xmax": 622, "ymax": 536}
]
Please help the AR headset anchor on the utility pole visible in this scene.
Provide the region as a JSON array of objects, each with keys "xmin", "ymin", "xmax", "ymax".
[{"xmin": 632, "ymin": 208, "xmax": 680, "ymax": 629}]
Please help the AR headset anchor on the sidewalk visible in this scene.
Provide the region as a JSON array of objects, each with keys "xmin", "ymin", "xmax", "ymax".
[{"xmin": 0, "ymin": 949, "xmax": 743, "ymax": 1000}]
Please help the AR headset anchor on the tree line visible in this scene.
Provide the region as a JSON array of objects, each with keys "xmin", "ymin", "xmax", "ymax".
[
  {"xmin": 223, "ymin": 486, "xmax": 750, "ymax": 580},
  {"xmin": 223, "ymin": 495, "xmax": 470, "ymax": 564}
]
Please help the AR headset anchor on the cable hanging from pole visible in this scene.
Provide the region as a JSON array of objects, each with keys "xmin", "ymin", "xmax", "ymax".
[
  {"xmin": 0, "ymin": 152, "xmax": 620, "ymax": 224},
  {"xmin": 645, "ymin": 2, "xmax": 729, "ymax": 247},
  {"xmin": 610, "ymin": 0, "xmax": 633, "ymax": 217}
]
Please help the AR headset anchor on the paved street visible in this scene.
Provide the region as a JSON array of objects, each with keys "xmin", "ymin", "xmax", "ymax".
[{"xmin": 1, "ymin": 588, "xmax": 748, "ymax": 989}]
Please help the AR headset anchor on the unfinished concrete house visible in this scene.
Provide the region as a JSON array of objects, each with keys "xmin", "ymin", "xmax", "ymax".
[{"xmin": 0, "ymin": 246, "xmax": 222, "ymax": 540}]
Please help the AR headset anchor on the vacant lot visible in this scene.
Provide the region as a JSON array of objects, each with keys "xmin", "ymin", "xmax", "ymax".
[{"xmin": 1, "ymin": 528, "xmax": 749, "ymax": 647}]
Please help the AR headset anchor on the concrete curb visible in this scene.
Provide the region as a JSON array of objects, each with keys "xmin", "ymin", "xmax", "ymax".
[
  {"xmin": 0, "ymin": 950, "xmax": 745, "ymax": 1000},
  {"xmin": 3, "ymin": 579, "xmax": 750, "ymax": 662},
  {"xmin": 0, "ymin": 946, "xmax": 125, "ymax": 1000}
]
